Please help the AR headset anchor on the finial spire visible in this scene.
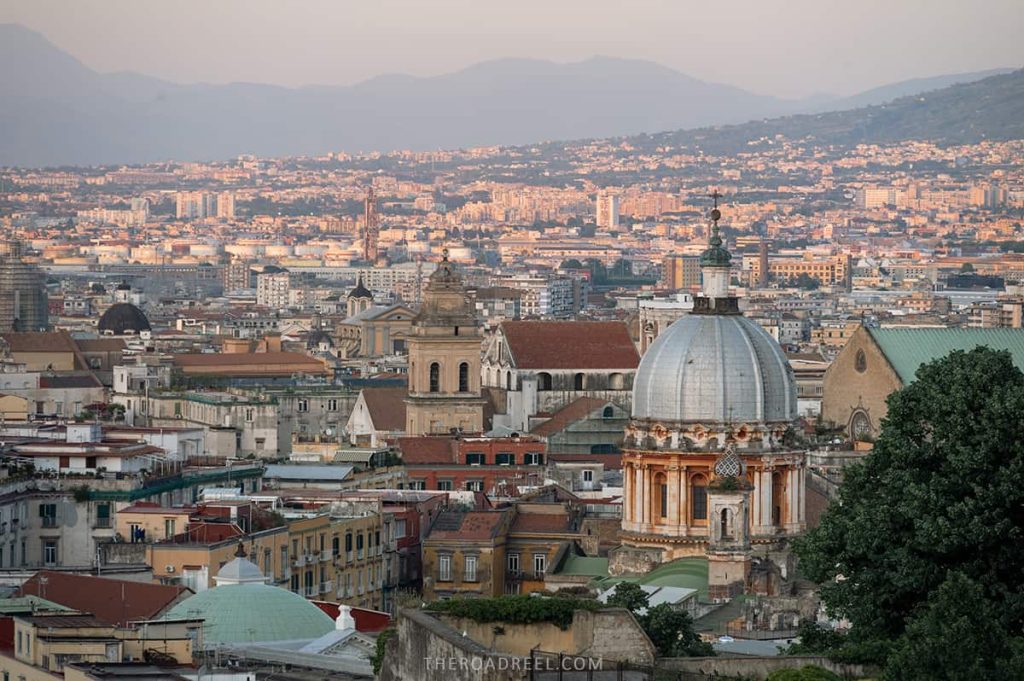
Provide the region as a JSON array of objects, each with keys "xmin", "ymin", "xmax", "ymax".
[
  {"xmin": 441, "ymin": 247, "xmax": 449, "ymax": 263},
  {"xmin": 234, "ymin": 541, "xmax": 246, "ymax": 558}
]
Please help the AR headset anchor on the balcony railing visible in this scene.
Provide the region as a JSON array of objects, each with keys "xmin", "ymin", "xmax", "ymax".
[
  {"xmin": 320, "ymin": 550, "xmax": 333, "ymax": 563},
  {"xmin": 320, "ymin": 580, "xmax": 334, "ymax": 594}
]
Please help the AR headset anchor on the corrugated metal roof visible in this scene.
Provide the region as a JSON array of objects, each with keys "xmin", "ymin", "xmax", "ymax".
[{"xmin": 868, "ymin": 328, "xmax": 1024, "ymax": 384}]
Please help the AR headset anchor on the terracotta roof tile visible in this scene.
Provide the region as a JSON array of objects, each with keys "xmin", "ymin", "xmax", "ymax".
[
  {"xmin": 530, "ymin": 397, "xmax": 612, "ymax": 437},
  {"xmin": 511, "ymin": 512, "xmax": 572, "ymax": 534},
  {"xmin": 428, "ymin": 510, "xmax": 508, "ymax": 541},
  {"xmin": 360, "ymin": 387, "xmax": 408, "ymax": 432},
  {"xmin": 397, "ymin": 436, "xmax": 458, "ymax": 464},
  {"xmin": 1, "ymin": 331, "xmax": 78, "ymax": 354},
  {"xmin": 18, "ymin": 571, "xmax": 189, "ymax": 626},
  {"xmin": 500, "ymin": 321, "xmax": 639, "ymax": 370}
]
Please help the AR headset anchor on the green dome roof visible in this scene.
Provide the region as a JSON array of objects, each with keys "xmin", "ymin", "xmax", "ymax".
[
  {"xmin": 700, "ymin": 225, "xmax": 732, "ymax": 268},
  {"xmin": 163, "ymin": 583, "xmax": 334, "ymax": 645}
]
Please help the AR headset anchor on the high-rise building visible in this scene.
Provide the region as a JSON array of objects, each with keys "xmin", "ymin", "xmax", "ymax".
[
  {"xmin": 0, "ymin": 240, "xmax": 49, "ymax": 332},
  {"xmin": 217, "ymin": 192, "xmax": 235, "ymax": 219},
  {"xmin": 662, "ymin": 254, "xmax": 701, "ymax": 291},
  {"xmin": 256, "ymin": 269, "xmax": 291, "ymax": 309},
  {"xmin": 363, "ymin": 187, "xmax": 379, "ymax": 263},
  {"xmin": 223, "ymin": 259, "xmax": 253, "ymax": 293},
  {"xmin": 596, "ymin": 193, "xmax": 620, "ymax": 231}
]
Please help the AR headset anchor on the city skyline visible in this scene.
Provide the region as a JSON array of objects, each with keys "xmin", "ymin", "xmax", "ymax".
[{"xmin": 1, "ymin": 0, "xmax": 1022, "ymax": 99}]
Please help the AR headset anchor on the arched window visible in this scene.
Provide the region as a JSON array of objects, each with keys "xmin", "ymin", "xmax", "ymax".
[
  {"xmin": 691, "ymin": 474, "xmax": 708, "ymax": 522},
  {"xmin": 720, "ymin": 508, "xmax": 732, "ymax": 539},
  {"xmin": 458, "ymin": 362, "xmax": 469, "ymax": 393},
  {"xmin": 429, "ymin": 362, "xmax": 440, "ymax": 393},
  {"xmin": 574, "ymin": 373, "xmax": 585, "ymax": 390},
  {"xmin": 602, "ymin": 405, "xmax": 615, "ymax": 419},
  {"xmin": 537, "ymin": 372, "xmax": 552, "ymax": 391},
  {"xmin": 609, "ymin": 372, "xmax": 625, "ymax": 390}
]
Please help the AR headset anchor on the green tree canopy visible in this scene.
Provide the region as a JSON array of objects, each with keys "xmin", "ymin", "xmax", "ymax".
[
  {"xmin": 796, "ymin": 347, "xmax": 1024, "ymax": 674},
  {"xmin": 605, "ymin": 581, "xmax": 649, "ymax": 614},
  {"xmin": 767, "ymin": 666, "xmax": 842, "ymax": 681}
]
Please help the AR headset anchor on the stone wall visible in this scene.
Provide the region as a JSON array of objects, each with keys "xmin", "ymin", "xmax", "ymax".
[
  {"xmin": 379, "ymin": 607, "xmax": 657, "ymax": 681},
  {"xmin": 661, "ymin": 655, "xmax": 868, "ymax": 680},
  {"xmin": 379, "ymin": 609, "xmax": 529, "ymax": 681},
  {"xmin": 439, "ymin": 608, "xmax": 655, "ymax": 666}
]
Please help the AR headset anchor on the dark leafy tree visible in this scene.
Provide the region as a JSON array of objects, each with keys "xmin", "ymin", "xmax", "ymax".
[
  {"xmin": 641, "ymin": 603, "xmax": 714, "ymax": 657},
  {"xmin": 605, "ymin": 581, "xmax": 649, "ymax": 613},
  {"xmin": 796, "ymin": 348, "xmax": 1024, "ymax": 670},
  {"xmin": 883, "ymin": 572, "xmax": 1024, "ymax": 681}
]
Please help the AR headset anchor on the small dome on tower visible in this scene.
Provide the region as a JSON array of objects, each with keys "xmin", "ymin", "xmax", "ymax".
[{"xmin": 347, "ymin": 276, "xmax": 372, "ymax": 300}]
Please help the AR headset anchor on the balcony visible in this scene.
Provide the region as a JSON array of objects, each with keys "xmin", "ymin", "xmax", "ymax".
[
  {"xmin": 93, "ymin": 518, "xmax": 113, "ymax": 530},
  {"xmin": 303, "ymin": 585, "xmax": 317, "ymax": 598},
  {"xmin": 41, "ymin": 517, "xmax": 58, "ymax": 529},
  {"xmin": 320, "ymin": 550, "xmax": 333, "ymax": 563},
  {"xmin": 320, "ymin": 580, "xmax": 334, "ymax": 594}
]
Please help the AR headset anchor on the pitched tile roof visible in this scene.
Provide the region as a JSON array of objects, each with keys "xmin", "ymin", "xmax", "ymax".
[
  {"xmin": 18, "ymin": 571, "xmax": 189, "ymax": 626},
  {"xmin": 397, "ymin": 436, "xmax": 458, "ymax": 464},
  {"xmin": 427, "ymin": 510, "xmax": 509, "ymax": 541},
  {"xmin": 510, "ymin": 511, "xmax": 573, "ymax": 534},
  {"xmin": 1, "ymin": 331, "xmax": 78, "ymax": 354},
  {"xmin": 530, "ymin": 397, "xmax": 614, "ymax": 437},
  {"xmin": 500, "ymin": 321, "xmax": 639, "ymax": 370},
  {"xmin": 39, "ymin": 373, "xmax": 103, "ymax": 389},
  {"xmin": 360, "ymin": 387, "xmax": 408, "ymax": 432},
  {"xmin": 76, "ymin": 338, "xmax": 128, "ymax": 352},
  {"xmin": 172, "ymin": 352, "xmax": 327, "ymax": 376}
]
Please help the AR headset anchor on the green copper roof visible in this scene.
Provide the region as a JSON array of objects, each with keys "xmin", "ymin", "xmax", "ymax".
[
  {"xmin": 700, "ymin": 225, "xmax": 732, "ymax": 268},
  {"xmin": 0, "ymin": 596, "xmax": 72, "ymax": 614},
  {"xmin": 592, "ymin": 557, "xmax": 709, "ymax": 599},
  {"xmin": 555, "ymin": 554, "xmax": 610, "ymax": 577},
  {"xmin": 162, "ymin": 583, "xmax": 334, "ymax": 645},
  {"xmin": 868, "ymin": 328, "xmax": 1024, "ymax": 384}
]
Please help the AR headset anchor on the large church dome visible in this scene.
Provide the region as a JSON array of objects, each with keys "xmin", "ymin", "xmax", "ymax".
[
  {"xmin": 632, "ymin": 312, "xmax": 796, "ymax": 425},
  {"xmin": 98, "ymin": 303, "xmax": 150, "ymax": 335}
]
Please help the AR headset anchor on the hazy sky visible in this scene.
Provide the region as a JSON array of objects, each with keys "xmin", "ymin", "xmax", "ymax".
[{"xmin": 3, "ymin": 0, "xmax": 1023, "ymax": 98}]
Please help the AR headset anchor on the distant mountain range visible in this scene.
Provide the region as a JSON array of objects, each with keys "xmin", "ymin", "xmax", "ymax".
[
  {"xmin": 634, "ymin": 68, "xmax": 1024, "ymax": 154},
  {"xmin": 0, "ymin": 23, "xmax": 1018, "ymax": 167}
]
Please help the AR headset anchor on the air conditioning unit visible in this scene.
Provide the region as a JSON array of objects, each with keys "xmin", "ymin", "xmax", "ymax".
[{"xmin": 165, "ymin": 565, "xmax": 176, "ymax": 573}]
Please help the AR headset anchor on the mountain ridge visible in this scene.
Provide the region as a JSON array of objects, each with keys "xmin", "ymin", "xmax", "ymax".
[{"xmin": 0, "ymin": 23, "xmax": 1018, "ymax": 166}]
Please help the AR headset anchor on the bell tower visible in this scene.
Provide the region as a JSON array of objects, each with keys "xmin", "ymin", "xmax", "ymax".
[
  {"xmin": 405, "ymin": 249, "xmax": 485, "ymax": 435},
  {"xmin": 706, "ymin": 446, "xmax": 753, "ymax": 600}
]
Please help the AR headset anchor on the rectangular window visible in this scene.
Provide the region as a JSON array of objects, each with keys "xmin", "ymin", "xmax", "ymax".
[
  {"xmin": 660, "ymin": 483, "xmax": 668, "ymax": 518},
  {"xmin": 438, "ymin": 554, "xmax": 451, "ymax": 581},
  {"xmin": 164, "ymin": 519, "xmax": 176, "ymax": 539},
  {"xmin": 297, "ymin": 399, "xmax": 309, "ymax": 412},
  {"xmin": 524, "ymin": 452, "xmax": 543, "ymax": 465},
  {"xmin": 437, "ymin": 480, "xmax": 453, "ymax": 491},
  {"xmin": 39, "ymin": 503, "xmax": 57, "ymax": 528},
  {"xmin": 692, "ymin": 484, "xmax": 708, "ymax": 521},
  {"xmin": 43, "ymin": 541, "xmax": 57, "ymax": 566},
  {"xmin": 495, "ymin": 452, "xmax": 514, "ymax": 466},
  {"xmin": 96, "ymin": 503, "xmax": 111, "ymax": 528},
  {"xmin": 465, "ymin": 452, "xmax": 485, "ymax": 465},
  {"xmin": 507, "ymin": 552, "xmax": 520, "ymax": 573},
  {"xmin": 245, "ymin": 408, "xmax": 254, "ymax": 422},
  {"xmin": 465, "ymin": 480, "xmax": 483, "ymax": 492},
  {"xmin": 533, "ymin": 553, "xmax": 546, "ymax": 576},
  {"xmin": 395, "ymin": 519, "xmax": 406, "ymax": 538},
  {"xmin": 327, "ymin": 399, "xmax": 338, "ymax": 412},
  {"xmin": 582, "ymin": 470, "xmax": 594, "ymax": 483},
  {"xmin": 464, "ymin": 555, "xmax": 477, "ymax": 582}
]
